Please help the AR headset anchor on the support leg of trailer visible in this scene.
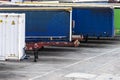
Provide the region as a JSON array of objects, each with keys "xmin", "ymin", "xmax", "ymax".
[
  {"xmin": 85, "ymin": 35, "xmax": 88, "ymax": 42},
  {"xmin": 97, "ymin": 37, "xmax": 100, "ymax": 40},
  {"xmin": 34, "ymin": 49, "xmax": 38, "ymax": 62}
]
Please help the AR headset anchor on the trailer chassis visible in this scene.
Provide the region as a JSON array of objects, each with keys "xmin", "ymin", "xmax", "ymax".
[{"xmin": 25, "ymin": 35, "xmax": 83, "ymax": 62}]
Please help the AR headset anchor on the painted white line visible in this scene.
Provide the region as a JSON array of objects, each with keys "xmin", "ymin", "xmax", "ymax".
[
  {"xmin": 95, "ymin": 74, "xmax": 120, "ymax": 80},
  {"xmin": 62, "ymin": 48, "xmax": 120, "ymax": 69},
  {"xmin": 29, "ymin": 48, "xmax": 120, "ymax": 80},
  {"xmin": 64, "ymin": 72, "xmax": 97, "ymax": 79},
  {"xmin": 92, "ymin": 56, "xmax": 120, "ymax": 73}
]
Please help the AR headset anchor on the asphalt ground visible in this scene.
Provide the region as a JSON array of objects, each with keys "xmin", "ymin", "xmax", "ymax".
[{"xmin": 0, "ymin": 38, "xmax": 120, "ymax": 80}]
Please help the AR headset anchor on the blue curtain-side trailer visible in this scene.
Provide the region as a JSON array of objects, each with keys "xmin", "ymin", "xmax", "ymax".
[
  {"xmin": 72, "ymin": 7, "xmax": 114, "ymax": 41},
  {"xmin": 0, "ymin": 7, "xmax": 83, "ymax": 61}
]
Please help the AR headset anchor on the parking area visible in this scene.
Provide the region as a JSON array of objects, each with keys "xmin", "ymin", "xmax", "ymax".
[{"xmin": 0, "ymin": 38, "xmax": 120, "ymax": 80}]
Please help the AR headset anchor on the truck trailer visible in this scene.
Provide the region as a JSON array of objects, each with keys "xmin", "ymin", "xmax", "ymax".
[
  {"xmin": 72, "ymin": 7, "xmax": 114, "ymax": 40},
  {"xmin": 114, "ymin": 7, "xmax": 120, "ymax": 36},
  {"xmin": 0, "ymin": 6, "xmax": 83, "ymax": 61},
  {"xmin": 1, "ymin": 3, "xmax": 118, "ymax": 41}
]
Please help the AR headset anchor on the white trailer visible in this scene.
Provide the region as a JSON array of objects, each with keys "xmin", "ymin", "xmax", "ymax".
[{"xmin": 0, "ymin": 13, "xmax": 25, "ymax": 60}]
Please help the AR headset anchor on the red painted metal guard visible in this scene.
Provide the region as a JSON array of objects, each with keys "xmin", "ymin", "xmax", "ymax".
[{"xmin": 25, "ymin": 35, "xmax": 83, "ymax": 50}]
